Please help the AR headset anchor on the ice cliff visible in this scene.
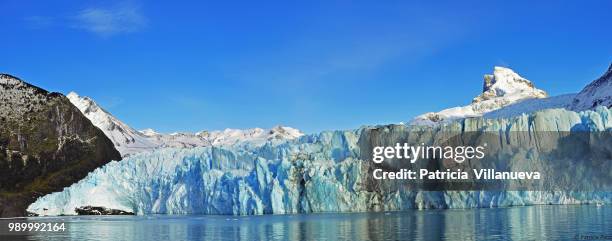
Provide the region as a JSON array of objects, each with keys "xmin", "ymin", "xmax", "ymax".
[{"xmin": 28, "ymin": 107, "xmax": 612, "ymax": 216}]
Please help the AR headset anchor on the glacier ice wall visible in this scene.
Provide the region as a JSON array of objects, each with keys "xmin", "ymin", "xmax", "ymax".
[{"xmin": 28, "ymin": 107, "xmax": 612, "ymax": 215}]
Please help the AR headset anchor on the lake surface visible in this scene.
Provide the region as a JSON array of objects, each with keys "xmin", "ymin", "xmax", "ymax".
[{"xmin": 2, "ymin": 205, "xmax": 610, "ymax": 241}]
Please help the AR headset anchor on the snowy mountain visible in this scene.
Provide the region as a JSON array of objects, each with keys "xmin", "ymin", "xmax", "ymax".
[
  {"xmin": 570, "ymin": 63, "xmax": 612, "ymax": 111},
  {"xmin": 410, "ymin": 66, "xmax": 548, "ymax": 125},
  {"xmin": 67, "ymin": 92, "xmax": 158, "ymax": 156},
  {"xmin": 67, "ymin": 92, "xmax": 303, "ymax": 157}
]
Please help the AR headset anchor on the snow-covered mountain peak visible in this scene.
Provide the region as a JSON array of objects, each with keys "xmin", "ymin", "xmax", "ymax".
[
  {"xmin": 67, "ymin": 92, "xmax": 303, "ymax": 156},
  {"xmin": 67, "ymin": 92, "xmax": 131, "ymax": 134},
  {"xmin": 570, "ymin": 63, "xmax": 612, "ymax": 111},
  {"xmin": 67, "ymin": 92, "xmax": 103, "ymax": 115},
  {"xmin": 410, "ymin": 66, "xmax": 548, "ymax": 125},
  {"xmin": 473, "ymin": 66, "xmax": 547, "ymax": 103},
  {"xmin": 67, "ymin": 92, "xmax": 158, "ymax": 156}
]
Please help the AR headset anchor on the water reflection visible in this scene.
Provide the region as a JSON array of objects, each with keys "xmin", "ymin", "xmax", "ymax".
[{"xmin": 6, "ymin": 205, "xmax": 609, "ymax": 241}]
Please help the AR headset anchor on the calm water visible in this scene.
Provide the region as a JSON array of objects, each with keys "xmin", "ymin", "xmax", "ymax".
[{"xmin": 2, "ymin": 205, "xmax": 610, "ymax": 241}]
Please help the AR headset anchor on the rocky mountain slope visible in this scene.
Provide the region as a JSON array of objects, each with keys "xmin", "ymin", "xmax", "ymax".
[
  {"xmin": 0, "ymin": 74, "xmax": 121, "ymax": 217},
  {"xmin": 67, "ymin": 92, "xmax": 304, "ymax": 157},
  {"xmin": 410, "ymin": 66, "xmax": 548, "ymax": 125},
  {"xmin": 570, "ymin": 63, "xmax": 612, "ymax": 111}
]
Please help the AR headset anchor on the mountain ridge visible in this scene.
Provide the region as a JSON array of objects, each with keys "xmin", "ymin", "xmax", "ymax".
[{"xmin": 67, "ymin": 92, "xmax": 304, "ymax": 157}]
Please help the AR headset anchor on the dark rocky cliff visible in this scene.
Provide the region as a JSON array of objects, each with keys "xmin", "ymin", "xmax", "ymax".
[
  {"xmin": 570, "ymin": 63, "xmax": 612, "ymax": 110},
  {"xmin": 0, "ymin": 74, "xmax": 121, "ymax": 217}
]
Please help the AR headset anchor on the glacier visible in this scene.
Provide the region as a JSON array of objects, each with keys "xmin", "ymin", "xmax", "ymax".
[{"xmin": 28, "ymin": 107, "xmax": 612, "ymax": 216}]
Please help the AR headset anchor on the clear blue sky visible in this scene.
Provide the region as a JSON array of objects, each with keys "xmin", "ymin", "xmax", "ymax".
[{"xmin": 1, "ymin": 0, "xmax": 610, "ymax": 133}]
